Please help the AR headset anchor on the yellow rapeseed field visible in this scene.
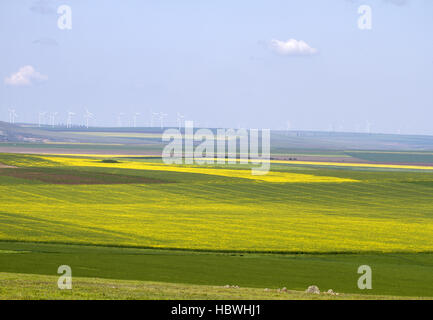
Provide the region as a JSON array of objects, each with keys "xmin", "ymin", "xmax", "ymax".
[
  {"xmin": 37, "ymin": 156, "xmax": 358, "ymax": 183},
  {"xmin": 1, "ymin": 153, "xmax": 432, "ymax": 253}
]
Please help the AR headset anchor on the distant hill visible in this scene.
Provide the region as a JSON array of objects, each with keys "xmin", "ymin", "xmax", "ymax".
[
  {"xmin": 2, "ymin": 121, "xmax": 433, "ymax": 151},
  {"xmin": 271, "ymin": 130, "xmax": 433, "ymax": 151},
  {"xmin": 0, "ymin": 122, "xmax": 161, "ymax": 144},
  {"xmin": 0, "ymin": 121, "xmax": 52, "ymax": 143}
]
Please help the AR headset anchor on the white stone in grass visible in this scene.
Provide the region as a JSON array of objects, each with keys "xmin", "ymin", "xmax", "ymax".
[{"xmin": 306, "ymin": 285, "xmax": 320, "ymax": 294}]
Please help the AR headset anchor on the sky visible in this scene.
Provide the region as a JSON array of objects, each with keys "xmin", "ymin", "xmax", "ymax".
[{"xmin": 0, "ymin": 0, "xmax": 432, "ymax": 134}]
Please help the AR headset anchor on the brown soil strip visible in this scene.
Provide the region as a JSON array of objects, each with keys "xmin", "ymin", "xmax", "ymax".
[
  {"xmin": 271, "ymin": 155, "xmax": 370, "ymax": 163},
  {"xmin": 0, "ymin": 162, "xmax": 17, "ymax": 168},
  {"xmin": 0, "ymin": 168, "xmax": 167, "ymax": 185}
]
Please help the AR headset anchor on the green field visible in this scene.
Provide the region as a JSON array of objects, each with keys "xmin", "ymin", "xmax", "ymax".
[
  {"xmin": 0, "ymin": 152, "xmax": 432, "ymax": 299},
  {"xmin": 4, "ymin": 272, "xmax": 428, "ymax": 300},
  {"xmin": 346, "ymin": 151, "xmax": 433, "ymax": 164},
  {"xmin": 0, "ymin": 242, "xmax": 432, "ymax": 298}
]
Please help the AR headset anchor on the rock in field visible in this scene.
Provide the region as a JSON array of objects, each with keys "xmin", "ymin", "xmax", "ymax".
[{"xmin": 305, "ymin": 285, "xmax": 320, "ymax": 294}]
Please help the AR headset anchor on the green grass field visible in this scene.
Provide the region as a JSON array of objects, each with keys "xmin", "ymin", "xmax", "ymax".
[
  {"xmin": 1, "ymin": 242, "xmax": 432, "ymax": 298},
  {"xmin": 0, "ymin": 152, "xmax": 432, "ymax": 299},
  {"xmin": 4, "ymin": 272, "xmax": 429, "ymax": 300},
  {"xmin": 346, "ymin": 151, "xmax": 433, "ymax": 164}
]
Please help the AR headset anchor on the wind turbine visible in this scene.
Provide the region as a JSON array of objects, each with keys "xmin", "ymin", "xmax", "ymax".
[
  {"xmin": 117, "ymin": 113, "xmax": 125, "ymax": 127},
  {"xmin": 8, "ymin": 109, "xmax": 17, "ymax": 124},
  {"xmin": 366, "ymin": 120, "xmax": 372, "ymax": 134},
  {"xmin": 286, "ymin": 120, "xmax": 291, "ymax": 135},
  {"xmin": 158, "ymin": 112, "xmax": 167, "ymax": 129},
  {"xmin": 67, "ymin": 112, "xmax": 75, "ymax": 128},
  {"xmin": 38, "ymin": 112, "xmax": 46, "ymax": 127},
  {"xmin": 50, "ymin": 112, "xmax": 58, "ymax": 127},
  {"xmin": 355, "ymin": 123, "xmax": 361, "ymax": 133},
  {"xmin": 177, "ymin": 113, "xmax": 185, "ymax": 130},
  {"xmin": 84, "ymin": 109, "xmax": 94, "ymax": 129},
  {"xmin": 8, "ymin": 109, "xmax": 13, "ymax": 123},
  {"xmin": 133, "ymin": 113, "xmax": 140, "ymax": 128},
  {"xmin": 151, "ymin": 112, "xmax": 159, "ymax": 128}
]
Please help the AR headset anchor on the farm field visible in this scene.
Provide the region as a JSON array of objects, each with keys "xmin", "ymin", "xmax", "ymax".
[
  {"xmin": 1, "ymin": 272, "xmax": 430, "ymax": 300},
  {"xmin": 3, "ymin": 0, "xmax": 433, "ymax": 304},
  {"xmin": 346, "ymin": 151, "xmax": 433, "ymax": 164},
  {"xmin": 0, "ymin": 152, "xmax": 432, "ymax": 298},
  {"xmin": 0, "ymin": 242, "xmax": 432, "ymax": 297}
]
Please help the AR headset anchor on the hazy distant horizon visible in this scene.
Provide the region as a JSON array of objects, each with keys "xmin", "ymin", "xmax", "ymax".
[
  {"xmin": 6, "ymin": 120, "xmax": 433, "ymax": 138},
  {"xmin": 1, "ymin": 1, "xmax": 432, "ymax": 135}
]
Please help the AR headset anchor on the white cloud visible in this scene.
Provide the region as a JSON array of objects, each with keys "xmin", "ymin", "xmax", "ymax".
[
  {"xmin": 270, "ymin": 39, "xmax": 318, "ymax": 56},
  {"xmin": 4, "ymin": 66, "xmax": 48, "ymax": 86}
]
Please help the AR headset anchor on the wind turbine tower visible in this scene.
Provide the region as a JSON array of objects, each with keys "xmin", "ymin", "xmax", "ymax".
[
  {"xmin": 366, "ymin": 120, "xmax": 372, "ymax": 134},
  {"xmin": 67, "ymin": 112, "xmax": 75, "ymax": 129},
  {"xmin": 177, "ymin": 113, "xmax": 185, "ymax": 130},
  {"xmin": 151, "ymin": 112, "xmax": 159, "ymax": 128},
  {"xmin": 159, "ymin": 112, "xmax": 167, "ymax": 129},
  {"xmin": 117, "ymin": 113, "xmax": 125, "ymax": 127},
  {"xmin": 50, "ymin": 112, "xmax": 58, "ymax": 127},
  {"xmin": 133, "ymin": 113, "xmax": 140, "ymax": 128},
  {"xmin": 84, "ymin": 110, "xmax": 94, "ymax": 129},
  {"xmin": 38, "ymin": 112, "xmax": 46, "ymax": 127},
  {"xmin": 8, "ymin": 109, "xmax": 17, "ymax": 124}
]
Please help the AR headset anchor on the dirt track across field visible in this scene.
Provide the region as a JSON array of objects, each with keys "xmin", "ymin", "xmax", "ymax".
[
  {"xmin": 0, "ymin": 162, "xmax": 16, "ymax": 168},
  {"xmin": 271, "ymin": 155, "xmax": 369, "ymax": 163}
]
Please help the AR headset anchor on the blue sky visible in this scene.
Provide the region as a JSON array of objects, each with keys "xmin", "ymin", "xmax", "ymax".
[{"xmin": 1, "ymin": 0, "xmax": 432, "ymax": 134}]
